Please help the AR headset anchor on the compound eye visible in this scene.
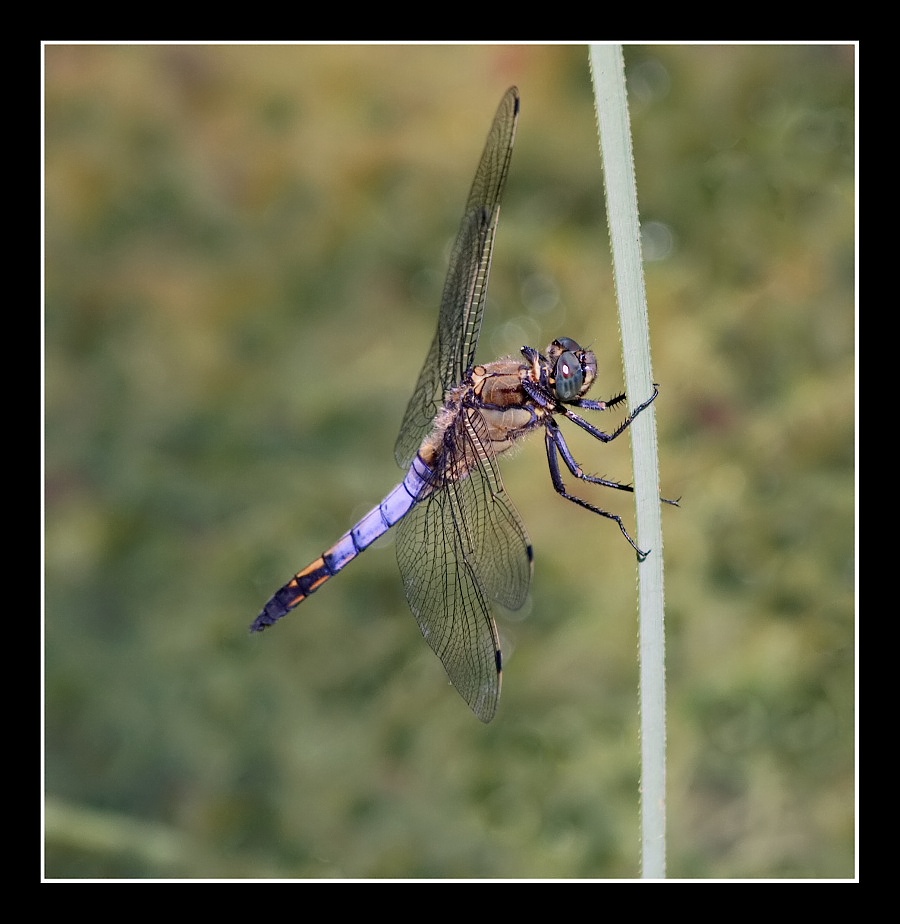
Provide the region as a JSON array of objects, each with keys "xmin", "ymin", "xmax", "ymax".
[
  {"xmin": 554, "ymin": 350, "xmax": 583, "ymax": 401},
  {"xmin": 553, "ymin": 337, "xmax": 582, "ymax": 354}
]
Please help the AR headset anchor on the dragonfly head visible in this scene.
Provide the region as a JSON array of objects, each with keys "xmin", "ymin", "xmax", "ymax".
[{"xmin": 546, "ymin": 338, "xmax": 597, "ymax": 402}]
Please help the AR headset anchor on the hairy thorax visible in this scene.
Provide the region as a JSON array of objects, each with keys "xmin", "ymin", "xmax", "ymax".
[{"xmin": 418, "ymin": 358, "xmax": 546, "ymax": 474}]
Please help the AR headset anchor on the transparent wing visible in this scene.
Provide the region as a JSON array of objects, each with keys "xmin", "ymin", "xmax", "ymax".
[
  {"xmin": 395, "ymin": 87, "xmax": 520, "ymax": 469},
  {"xmin": 458, "ymin": 407, "xmax": 533, "ymax": 612},
  {"xmin": 395, "ymin": 407, "xmax": 532, "ymax": 723}
]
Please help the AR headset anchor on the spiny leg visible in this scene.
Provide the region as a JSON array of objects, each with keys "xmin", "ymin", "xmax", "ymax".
[
  {"xmin": 563, "ymin": 386, "xmax": 679, "ymax": 507},
  {"xmin": 544, "ymin": 418, "xmax": 650, "ymax": 560},
  {"xmin": 565, "ymin": 384, "xmax": 660, "ymax": 443}
]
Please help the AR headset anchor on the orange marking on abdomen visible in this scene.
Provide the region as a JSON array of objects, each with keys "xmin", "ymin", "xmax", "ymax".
[{"xmin": 291, "ymin": 557, "xmax": 332, "ymax": 596}]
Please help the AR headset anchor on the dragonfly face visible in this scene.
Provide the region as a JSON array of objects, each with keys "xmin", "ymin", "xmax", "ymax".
[
  {"xmin": 546, "ymin": 338, "xmax": 598, "ymax": 402},
  {"xmin": 251, "ymin": 88, "xmax": 664, "ymax": 723},
  {"xmin": 522, "ymin": 338, "xmax": 598, "ymax": 404}
]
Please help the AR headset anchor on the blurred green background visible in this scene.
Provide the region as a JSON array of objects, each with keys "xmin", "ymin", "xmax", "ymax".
[{"xmin": 44, "ymin": 44, "xmax": 855, "ymax": 879}]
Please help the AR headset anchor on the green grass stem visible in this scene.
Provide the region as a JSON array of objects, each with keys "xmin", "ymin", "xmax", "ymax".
[{"xmin": 590, "ymin": 43, "xmax": 668, "ymax": 880}]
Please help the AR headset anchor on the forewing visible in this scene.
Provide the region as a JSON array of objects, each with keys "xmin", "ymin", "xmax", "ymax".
[{"xmin": 395, "ymin": 87, "xmax": 519, "ymax": 468}]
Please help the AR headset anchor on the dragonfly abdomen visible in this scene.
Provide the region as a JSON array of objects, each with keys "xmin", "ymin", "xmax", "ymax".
[{"xmin": 250, "ymin": 457, "xmax": 433, "ymax": 632}]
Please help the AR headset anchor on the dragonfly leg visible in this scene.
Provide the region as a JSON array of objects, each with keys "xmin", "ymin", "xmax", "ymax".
[
  {"xmin": 544, "ymin": 419, "xmax": 650, "ymax": 560},
  {"xmin": 562, "ymin": 386, "xmax": 680, "ymax": 507},
  {"xmin": 564, "ymin": 384, "xmax": 660, "ymax": 443}
]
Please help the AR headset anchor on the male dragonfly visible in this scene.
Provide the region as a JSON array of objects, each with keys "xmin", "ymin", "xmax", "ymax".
[{"xmin": 252, "ymin": 87, "xmax": 664, "ymax": 722}]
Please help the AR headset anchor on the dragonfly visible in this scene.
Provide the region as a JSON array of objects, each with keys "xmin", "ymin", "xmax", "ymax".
[{"xmin": 251, "ymin": 87, "xmax": 665, "ymax": 722}]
